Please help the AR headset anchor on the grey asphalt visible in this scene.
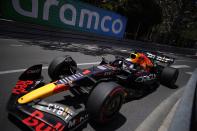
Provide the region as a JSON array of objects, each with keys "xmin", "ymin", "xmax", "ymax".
[{"xmin": 0, "ymin": 38, "xmax": 196, "ymax": 131}]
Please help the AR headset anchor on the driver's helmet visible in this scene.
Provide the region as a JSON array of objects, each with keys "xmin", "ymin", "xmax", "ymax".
[{"xmin": 130, "ymin": 51, "xmax": 140, "ymax": 63}]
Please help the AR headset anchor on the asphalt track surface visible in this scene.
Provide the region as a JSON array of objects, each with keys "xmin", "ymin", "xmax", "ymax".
[{"xmin": 0, "ymin": 38, "xmax": 196, "ymax": 131}]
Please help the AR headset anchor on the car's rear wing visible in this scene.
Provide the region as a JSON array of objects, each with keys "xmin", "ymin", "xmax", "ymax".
[{"xmin": 146, "ymin": 52, "xmax": 175, "ymax": 65}]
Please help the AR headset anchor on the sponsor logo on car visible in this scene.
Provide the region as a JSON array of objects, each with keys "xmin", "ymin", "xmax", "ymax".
[
  {"xmin": 104, "ymin": 72, "xmax": 114, "ymax": 76},
  {"xmin": 68, "ymin": 114, "xmax": 88, "ymax": 128},
  {"xmin": 146, "ymin": 52, "xmax": 174, "ymax": 63},
  {"xmin": 12, "ymin": 80, "xmax": 34, "ymax": 95},
  {"xmin": 97, "ymin": 65, "xmax": 107, "ymax": 70},
  {"xmin": 135, "ymin": 74, "xmax": 156, "ymax": 83},
  {"xmin": 22, "ymin": 110, "xmax": 65, "ymax": 131},
  {"xmin": 26, "ymin": 69, "xmax": 41, "ymax": 74},
  {"xmin": 46, "ymin": 104, "xmax": 74, "ymax": 121}
]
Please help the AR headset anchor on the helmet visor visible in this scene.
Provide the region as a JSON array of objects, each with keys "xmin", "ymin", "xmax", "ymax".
[{"xmin": 130, "ymin": 53, "xmax": 136, "ymax": 59}]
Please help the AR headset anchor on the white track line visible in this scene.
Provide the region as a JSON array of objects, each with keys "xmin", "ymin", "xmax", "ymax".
[
  {"xmin": 0, "ymin": 69, "xmax": 27, "ymax": 75},
  {"xmin": 171, "ymin": 65, "xmax": 190, "ymax": 69},
  {"xmin": 77, "ymin": 62, "xmax": 100, "ymax": 66},
  {"xmin": 0, "ymin": 62, "xmax": 100, "ymax": 75},
  {"xmin": 185, "ymin": 72, "xmax": 192, "ymax": 75},
  {"xmin": 176, "ymin": 60, "xmax": 197, "ymax": 63},
  {"xmin": 0, "ymin": 18, "xmax": 13, "ymax": 22}
]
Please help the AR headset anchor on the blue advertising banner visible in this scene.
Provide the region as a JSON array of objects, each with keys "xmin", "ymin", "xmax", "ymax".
[{"xmin": 0, "ymin": 0, "xmax": 127, "ymax": 38}]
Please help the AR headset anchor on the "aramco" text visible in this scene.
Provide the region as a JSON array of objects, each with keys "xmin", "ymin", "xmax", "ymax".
[{"xmin": 12, "ymin": 0, "xmax": 127, "ymax": 37}]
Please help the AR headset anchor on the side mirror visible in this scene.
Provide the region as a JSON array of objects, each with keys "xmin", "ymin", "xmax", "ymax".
[{"xmin": 100, "ymin": 56, "xmax": 108, "ymax": 65}]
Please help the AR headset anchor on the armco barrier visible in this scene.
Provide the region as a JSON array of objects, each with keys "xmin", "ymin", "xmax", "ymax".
[
  {"xmin": 192, "ymin": 78, "xmax": 197, "ymax": 130},
  {"xmin": 169, "ymin": 69, "xmax": 197, "ymax": 131},
  {"xmin": 0, "ymin": 19, "xmax": 196, "ymax": 56}
]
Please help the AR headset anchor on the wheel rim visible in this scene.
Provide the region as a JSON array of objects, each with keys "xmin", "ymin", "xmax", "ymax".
[
  {"xmin": 171, "ymin": 70, "xmax": 178, "ymax": 85},
  {"xmin": 102, "ymin": 95, "xmax": 122, "ymax": 118},
  {"xmin": 59, "ymin": 64, "xmax": 76, "ymax": 76}
]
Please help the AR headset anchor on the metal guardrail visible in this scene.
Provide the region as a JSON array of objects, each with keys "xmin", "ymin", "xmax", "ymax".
[
  {"xmin": 169, "ymin": 69, "xmax": 197, "ymax": 131},
  {"xmin": 192, "ymin": 84, "xmax": 197, "ymax": 131},
  {"xmin": 0, "ymin": 19, "xmax": 196, "ymax": 56}
]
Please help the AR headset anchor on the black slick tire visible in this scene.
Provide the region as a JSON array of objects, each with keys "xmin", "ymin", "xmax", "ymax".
[
  {"xmin": 160, "ymin": 67, "xmax": 179, "ymax": 88},
  {"xmin": 87, "ymin": 82, "xmax": 125, "ymax": 123},
  {"xmin": 48, "ymin": 56, "xmax": 77, "ymax": 80}
]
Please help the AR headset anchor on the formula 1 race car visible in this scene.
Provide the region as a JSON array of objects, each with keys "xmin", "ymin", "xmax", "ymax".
[{"xmin": 7, "ymin": 52, "xmax": 179, "ymax": 131}]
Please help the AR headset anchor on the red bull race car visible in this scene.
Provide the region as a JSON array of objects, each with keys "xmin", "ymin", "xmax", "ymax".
[{"xmin": 7, "ymin": 51, "xmax": 179, "ymax": 131}]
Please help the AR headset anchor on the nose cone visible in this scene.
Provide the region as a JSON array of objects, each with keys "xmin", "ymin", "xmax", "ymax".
[{"xmin": 18, "ymin": 83, "xmax": 56, "ymax": 104}]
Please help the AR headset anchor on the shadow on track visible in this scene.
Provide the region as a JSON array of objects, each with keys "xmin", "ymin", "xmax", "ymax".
[
  {"xmin": 89, "ymin": 113, "xmax": 126, "ymax": 131},
  {"xmin": 8, "ymin": 114, "xmax": 31, "ymax": 131},
  {"xmin": 56, "ymin": 95, "xmax": 127, "ymax": 131}
]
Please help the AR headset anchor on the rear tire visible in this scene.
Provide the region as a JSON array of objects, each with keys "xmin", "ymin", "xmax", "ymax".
[
  {"xmin": 160, "ymin": 67, "xmax": 179, "ymax": 89},
  {"xmin": 48, "ymin": 56, "xmax": 77, "ymax": 80},
  {"xmin": 87, "ymin": 82, "xmax": 125, "ymax": 123}
]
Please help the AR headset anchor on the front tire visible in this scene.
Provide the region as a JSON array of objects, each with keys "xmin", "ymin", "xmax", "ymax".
[
  {"xmin": 48, "ymin": 56, "xmax": 77, "ymax": 80},
  {"xmin": 86, "ymin": 82, "xmax": 125, "ymax": 123}
]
